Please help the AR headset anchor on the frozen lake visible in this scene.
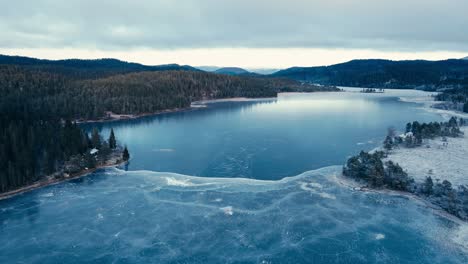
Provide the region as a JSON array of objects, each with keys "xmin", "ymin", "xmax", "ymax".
[
  {"xmin": 1, "ymin": 89, "xmax": 467, "ymax": 263},
  {"xmin": 85, "ymin": 89, "xmax": 442, "ymax": 180}
]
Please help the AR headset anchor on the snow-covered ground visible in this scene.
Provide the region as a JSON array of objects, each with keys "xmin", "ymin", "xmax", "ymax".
[
  {"xmin": 384, "ymin": 127, "xmax": 468, "ymax": 186},
  {"xmin": 340, "ymin": 87, "xmax": 468, "ymax": 186},
  {"xmin": 376, "ymin": 89, "xmax": 468, "ymax": 187}
]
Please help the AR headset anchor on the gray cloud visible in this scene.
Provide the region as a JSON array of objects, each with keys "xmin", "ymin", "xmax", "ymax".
[{"xmin": 0, "ymin": 0, "xmax": 467, "ymax": 52}]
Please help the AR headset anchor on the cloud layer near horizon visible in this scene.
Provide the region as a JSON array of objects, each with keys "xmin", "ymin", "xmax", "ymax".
[{"xmin": 1, "ymin": 0, "xmax": 467, "ymax": 52}]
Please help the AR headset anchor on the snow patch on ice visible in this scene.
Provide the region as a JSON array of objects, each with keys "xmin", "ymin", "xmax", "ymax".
[
  {"xmin": 165, "ymin": 177, "xmax": 196, "ymax": 187},
  {"xmin": 152, "ymin": 148, "xmax": 175, "ymax": 152},
  {"xmin": 308, "ymin": 182, "xmax": 323, "ymax": 189},
  {"xmin": 318, "ymin": 192, "xmax": 337, "ymax": 200},
  {"xmin": 375, "ymin": 233, "xmax": 385, "ymax": 240},
  {"xmin": 299, "ymin": 181, "xmax": 336, "ymax": 200},
  {"xmin": 220, "ymin": 206, "xmax": 234, "ymax": 216}
]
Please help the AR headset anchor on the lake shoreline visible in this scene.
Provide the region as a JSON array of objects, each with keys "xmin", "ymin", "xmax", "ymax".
[
  {"xmin": 332, "ymin": 173, "xmax": 466, "ymax": 225},
  {"xmin": 77, "ymin": 90, "xmax": 346, "ymax": 124},
  {"xmin": 334, "ymin": 170, "xmax": 468, "ymax": 251},
  {"xmin": 75, "ymin": 107, "xmax": 194, "ymax": 124},
  {"xmin": 76, "ymin": 96, "xmax": 277, "ymax": 124},
  {"xmin": 0, "ymin": 154, "xmax": 127, "ymax": 201}
]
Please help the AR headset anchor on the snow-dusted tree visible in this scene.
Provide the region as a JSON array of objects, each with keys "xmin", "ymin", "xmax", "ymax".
[
  {"xmin": 423, "ymin": 177, "xmax": 434, "ymax": 195},
  {"xmin": 405, "ymin": 123, "xmax": 412, "ymax": 133},
  {"xmin": 383, "ymin": 136, "xmax": 393, "ymax": 151},
  {"xmin": 91, "ymin": 128, "xmax": 102, "ymax": 149}
]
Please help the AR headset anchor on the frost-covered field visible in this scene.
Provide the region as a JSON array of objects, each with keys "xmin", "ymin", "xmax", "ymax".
[
  {"xmin": 384, "ymin": 90, "xmax": 468, "ymax": 186},
  {"xmin": 385, "ymin": 127, "xmax": 468, "ymax": 186}
]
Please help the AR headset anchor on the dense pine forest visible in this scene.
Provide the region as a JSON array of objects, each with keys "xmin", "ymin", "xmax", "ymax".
[
  {"xmin": 0, "ymin": 119, "xmax": 112, "ymax": 193},
  {"xmin": 273, "ymin": 59, "xmax": 468, "ymax": 89},
  {"xmin": 0, "ymin": 65, "xmax": 324, "ymax": 120},
  {"xmin": 0, "ymin": 54, "xmax": 200, "ymax": 80},
  {"xmin": 0, "ymin": 60, "xmax": 330, "ymax": 121},
  {"xmin": 0, "ymin": 56, "xmax": 334, "ymax": 193},
  {"xmin": 435, "ymin": 87, "xmax": 468, "ymax": 113}
]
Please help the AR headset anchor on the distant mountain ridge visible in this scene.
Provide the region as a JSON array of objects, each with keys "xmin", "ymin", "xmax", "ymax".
[
  {"xmin": 273, "ymin": 59, "xmax": 468, "ymax": 89},
  {"xmin": 0, "ymin": 54, "xmax": 199, "ymax": 79},
  {"xmin": 197, "ymin": 66, "xmax": 278, "ymax": 75},
  {"xmin": 2, "ymin": 54, "xmax": 468, "ymax": 89},
  {"xmin": 214, "ymin": 67, "xmax": 251, "ymax": 75}
]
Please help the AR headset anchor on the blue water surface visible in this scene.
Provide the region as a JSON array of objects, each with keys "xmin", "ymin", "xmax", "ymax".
[{"xmin": 84, "ymin": 90, "xmax": 442, "ymax": 180}]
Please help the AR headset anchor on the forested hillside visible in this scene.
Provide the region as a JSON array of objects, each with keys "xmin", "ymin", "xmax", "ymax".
[
  {"xmin": 0, "ymin": 54, "xmax": 199, "ymax": 80},
  {"xmin": 0, "ymin": 64, "xmax": 127, "ymax": 193},
  {"xmin": 273, "ymin": 59, "xmax": 468, "ymax": 89},
  {"xmin": 435, "ymin": 87, "xmax": 468, "ymax": 113},
  {"xmin": 0, "ymin": 65, "xmax": 317, "ymax": 120}
]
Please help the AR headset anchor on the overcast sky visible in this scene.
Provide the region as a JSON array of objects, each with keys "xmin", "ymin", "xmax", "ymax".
[{"xmin": 1, "ymin": 0, "xmax": 467, "ymax": 68}]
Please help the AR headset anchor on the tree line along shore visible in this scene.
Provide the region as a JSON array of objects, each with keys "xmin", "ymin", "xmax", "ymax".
[{"xmin": 0, "ymin": 122, "xmax": 130, "ymax": 196}]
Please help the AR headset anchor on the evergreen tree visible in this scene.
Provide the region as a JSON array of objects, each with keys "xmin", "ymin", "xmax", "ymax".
[
  {"xmin": 384, "ymin": 161, "xmax": 411, "ymax": 191},
  {"xmin": 84, "ymin": 151, "xmax": 96, "ymax": 169},
  {"xmin": 91, "ymin": 128, "xmax": 102, "ymax": 149},
  {"xmin": 123, "ymin": 146, "xmax": 130, "ymax": 161},
  {"xmin": 446, "ymin": 189, "xmax": 458, "ymax": 214},
  {"xmin": 405, "ymin": 123, "xmax": 412, "ymax": 133},
  {"xmin": 448, "ymin": 117, "xmax": 458, "ymax": 128},
  {"xmin": 383, "ymin": 136, "xmax": 393, "ymax": 151},
  {"xmin": 424, "ymin": 176, "xmax": 434, "ymax": 195},
  {"xmin": 109, "ymin": 128, "xmax": 117, "ymax": 149},
  {"xmin": 99, "ymin": 141, "xmax": 112, "ymax": 160},
  {"xmin": 442, "ymin": 180, "xmax": 453, "ymax": 194}
]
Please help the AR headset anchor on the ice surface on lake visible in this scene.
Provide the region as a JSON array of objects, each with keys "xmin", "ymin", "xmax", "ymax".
[
  {"xmin": 0, "ymin": 167, "xmax": 466, "ymax": 263},
  {"xmin": 83, "ymin": 89, "xmax": 444, "ymax": 180}
]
